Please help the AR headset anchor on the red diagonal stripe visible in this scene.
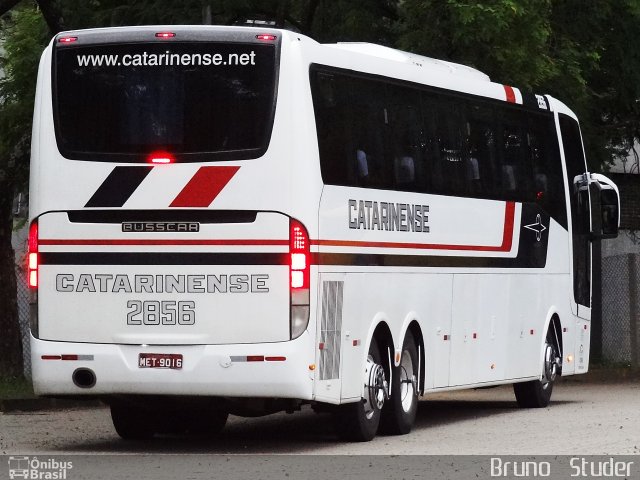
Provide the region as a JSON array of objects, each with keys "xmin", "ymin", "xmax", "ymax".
[
  {"xmin": 170, "ymin": 166, "xmax": 240, "ymax": 207},
  {"xmin": 504, "ymin": 85, "xmax": 516, "ymax": 103}
]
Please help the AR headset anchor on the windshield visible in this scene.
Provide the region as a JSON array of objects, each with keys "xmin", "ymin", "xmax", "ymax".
[{"xmin": 53, "ymin": 42, "xmax": 277, "ymax": 162}]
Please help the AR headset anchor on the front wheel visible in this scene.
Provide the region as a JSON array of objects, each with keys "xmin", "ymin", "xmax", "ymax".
[
  {"xmin": 380, "ymin": 331, "xmax": 419, "ymax": 435},
  {"xmin": 514, "ymin": 331, "xmax": 560, "ymax": 408},
  {"xmin": 333, "ymin": 337, "xmax": 388, "ymax": 442}
]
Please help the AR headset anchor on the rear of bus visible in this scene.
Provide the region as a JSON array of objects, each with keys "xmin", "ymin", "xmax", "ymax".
[{"xmin": 28, "ymin": 27, "xmax": 318, "ymax": 411}]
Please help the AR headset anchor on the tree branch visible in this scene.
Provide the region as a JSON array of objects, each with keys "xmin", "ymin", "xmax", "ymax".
[
  {"xmin": 0, "ymin": 0, "xmax": 21, "ymax": 18},
  {"xmin": 302, "ymin": 0, "xmax": 320, "ymax": 33},
  {"xmin": 35, "ymin": 0, "xmax": 65, "ymax": 34}
]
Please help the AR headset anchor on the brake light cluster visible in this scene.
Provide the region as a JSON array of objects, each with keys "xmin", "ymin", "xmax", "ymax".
[
  {"xmin": 28, "ymin": 221, "xmax": 39, "ymax": 289},
  {"xmin": 290, "ymin": 220, "xmax": 310, "ymax": 289},
  {"xmin": 148, "ymin": 151, "xmax": 175, "ymax": 164},
  {"xmin": 289, "ymin": 219, "xmax": 310, "ymax": 339}
]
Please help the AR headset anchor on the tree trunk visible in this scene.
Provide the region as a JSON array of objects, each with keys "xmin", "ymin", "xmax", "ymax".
[
  {"xmin": 0, "ymin": 174, "xmax": 24, "ymax": 379},
  {"xmin": 35, "ymin": 0, "xmax": 65, "ymax": 34}
]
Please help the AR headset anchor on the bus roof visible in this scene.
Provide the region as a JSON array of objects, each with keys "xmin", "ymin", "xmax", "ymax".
[{"xmin": 325, "ymin": 42, "xmax": 491, "ymax": 82}]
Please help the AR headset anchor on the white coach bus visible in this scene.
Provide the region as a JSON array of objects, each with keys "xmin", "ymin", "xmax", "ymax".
[{"xmin": 29, "ymin": 26, "xmax": 620, "ymax": 441}]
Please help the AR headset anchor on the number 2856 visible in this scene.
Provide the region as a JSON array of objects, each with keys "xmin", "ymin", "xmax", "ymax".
[{"xmin": 127, "ymin": 300, "xmax": 195, "ymax": 325}]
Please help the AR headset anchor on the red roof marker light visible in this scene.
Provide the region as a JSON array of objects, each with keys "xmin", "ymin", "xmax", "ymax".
[
  {"xmin": 256, "ymin": 34, "xmax": 277, "ymax": 41},
  {"xmin": 155, "ymin": 32, "xmax": 176, "ymax": 38},
  {"xmin": 58, "ymin": 36, "xmax": 78, "ymax": 43}
]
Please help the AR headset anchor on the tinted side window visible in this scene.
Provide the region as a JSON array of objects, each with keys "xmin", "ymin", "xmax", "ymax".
[
  {"xmin": 348, "ymin": 77, "xmax": 390, "ymax": 189},
  {"xmin": 466, "ymin": 102, "xmax": 499, "ymax": 198},
  {"xmin": 310, "ymin": 66, "xmax": 568, "ymax": 229},
  {"xmin": 560, "ymin": 114, "xmax": 591, "ymax": 307},
  {"xmin": 311, "ymin": 71, "xmax": 353, "ymax": 186},
  {"xmin": 528, "ymin": 115, "xmax": 567, "ymax": 227}
]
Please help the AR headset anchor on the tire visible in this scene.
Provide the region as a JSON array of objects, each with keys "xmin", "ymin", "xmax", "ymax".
[
  {"xmin": 380, "ymin": 331, "xmax": 419, "ymax": 435},
  {"xmin": 334, "ymin": 337, "xmax": 387, "ymax": 442},
  {"xmin": 188, "ymin": 408, "xmax": 229, "ymax": 435},
  {"xmin": 110, "ymin": 403, "xmax": 155, "ymax": 440},
  {"xmin": 514, "ymin": 329, "xmax": 560, "ymax": 408}
]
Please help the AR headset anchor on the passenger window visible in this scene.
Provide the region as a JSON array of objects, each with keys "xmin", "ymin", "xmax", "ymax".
[
  {"xmin": 348, "ymin": 77, "xmax": 390, "ymax": 189},
  {"xmin": 386, "ymin": 85, "xmax": 424, "ymax": 191},
  {"xmin": 311, "ymin": 71, "xmax": 353, "ymax": 186},
  {"xmin": 434, "ymin": 99, "xmax": 466, "ymax": 196},
  {"xmin": 466, "ymin": 103, "xmax": 498, "ymax": 198},
  {"xmin": 499, "ymin": 112, "xmax": 532, "ymax": 200}
]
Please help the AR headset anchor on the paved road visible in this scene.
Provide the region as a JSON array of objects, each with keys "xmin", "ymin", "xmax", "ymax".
[{"xmin": 1, "ymin": 381, "xmax": 638, "ymax": 456}]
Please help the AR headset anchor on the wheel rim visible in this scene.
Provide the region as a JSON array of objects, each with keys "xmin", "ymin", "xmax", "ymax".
[
  {"xmin": 364, "ymin": 354, "xmax": 388, "ymax": 419},
  {"xmin": 541, "ymin": 342, "xmax": 558, "ymax": 389},
  {"xmin": 399, "ymin": 349, "xmax": 417, "ymax": 412}
]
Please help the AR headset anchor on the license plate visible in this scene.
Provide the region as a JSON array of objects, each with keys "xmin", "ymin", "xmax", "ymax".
[{"xmin": 138, "ymin": 353, "xmax": 183, "ymax": 369}]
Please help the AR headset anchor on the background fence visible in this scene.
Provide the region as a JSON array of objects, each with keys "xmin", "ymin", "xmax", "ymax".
[
  {"xmin": 12, "ymin": 252, "xmax": 640, "ymax": 378},
  {"xmin": 16, "ymin": 264, "xmax": 32, "ymax": 378},
  {"xmin": 601, "ymin": 253, "xmax": 639, "ymax": 366}
]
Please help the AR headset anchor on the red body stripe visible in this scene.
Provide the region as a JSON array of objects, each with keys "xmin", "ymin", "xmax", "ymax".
[
  {"xmin": 44, "ymin": 202, "xmax": 515, "ymax": 253},
  {"xmin": 313, "ymin": 202, "xmax": 515, "ymax": 252},
  {"xmin": 40, "ymin": 239, "xmax": 287, "ymax": 246},
  {"xmin": 170, "ymin": 166, "xmax": 240, "ymax": 207},
  {"xmin": 504, "ymin": 85, "xmax": 516, "ymax": 103}
]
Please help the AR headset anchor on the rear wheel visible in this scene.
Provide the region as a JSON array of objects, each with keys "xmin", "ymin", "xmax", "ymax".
[
  {"xmin": 110, "ymin": 403, "xmax": 155, "ymax": 440},
  {"xmin": 514, "ymin": 329, "xmax": 560, "ymax": 408},
  {"xmin": 334, "ymin": 337, "xmax": 388, "ymax": 442},
  {"xmin": 380, "ymin": 331, "xmax": 419, "ymax": 435},
  {"xmin": 188, "ymin": 408, "xmax": 229, "ymax": 435}
]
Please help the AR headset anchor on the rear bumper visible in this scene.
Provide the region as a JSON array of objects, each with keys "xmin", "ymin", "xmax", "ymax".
[{"xmin": 31, "ymin": 333, "xmax": 315, "ymax": 400}]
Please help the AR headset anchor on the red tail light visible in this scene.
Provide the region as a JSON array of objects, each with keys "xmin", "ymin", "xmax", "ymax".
[
  {"xmin": 28, "ymin": 221, "xmax": 39, "ymax": 289},
  {"xmin": 289, "ymin": 219, "xmax": 309, "ymax": 290},
  {"xmin": 289, "ymin": 219, "xmax": 310, "ymax": 339}
]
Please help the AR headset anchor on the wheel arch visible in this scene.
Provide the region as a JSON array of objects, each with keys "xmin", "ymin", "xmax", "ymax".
[
  {"xmin": 542, "ymin": 309, "xmax": 564, "ymax": 376},
  {"xmin": 405, "ymin": 320, "xmax": 426, "ymax": 396}
]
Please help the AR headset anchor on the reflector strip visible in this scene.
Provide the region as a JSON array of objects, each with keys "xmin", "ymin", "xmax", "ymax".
[
  {"xmin": 247, "ymin": 355, "xmax": 265, "ymax": 362},
  {"xmin": 170, "ymin": 166, "xmax": 240, "ymax": 207},
  {"xmin": 265, "ymin": 356, "xmax": 286, "ymax": 362},
  {"xmin": 42, "ymin": 355, "xmax": 94, "ymax": 361}
]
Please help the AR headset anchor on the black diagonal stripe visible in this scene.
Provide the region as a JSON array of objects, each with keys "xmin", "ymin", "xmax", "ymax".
[
  {"xmin": 85, "ymin": 166, "xmax": 153, "ymax": 208},
  {"xmin": 40, "ymin": 252, "xmax": 288, "ymax": 266}
]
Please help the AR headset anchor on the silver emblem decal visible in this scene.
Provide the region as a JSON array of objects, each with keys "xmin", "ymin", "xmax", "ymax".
[{"xmin": 524, "ymin": 214, "xmax": 547, "ymax": 242}]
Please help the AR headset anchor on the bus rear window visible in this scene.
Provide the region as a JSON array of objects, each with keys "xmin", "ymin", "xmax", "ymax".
[{"xmin": 53, "ymin": 42, "xmax": 277, "ymax": 162}]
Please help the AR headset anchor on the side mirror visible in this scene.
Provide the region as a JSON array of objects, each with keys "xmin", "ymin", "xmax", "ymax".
[{"xmin": 590, "ymin": 173, "xmax": 620, "ymax": 239}]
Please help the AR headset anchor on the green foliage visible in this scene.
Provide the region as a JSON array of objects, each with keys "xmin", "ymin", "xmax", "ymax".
[
  {"xmin": 1, "ymin": 0, "xmax": 640, "ymax": 180},
  {"xmin": 396, "ymin": 0, "xmax": 555, "ymax": 91},
  {"xmin": 0, "ymin": 375, "xmax": 34, "ymax": 399},
  {"xmin": 0, "ymin": 4, "xmax": 50, "ymax": 191}
]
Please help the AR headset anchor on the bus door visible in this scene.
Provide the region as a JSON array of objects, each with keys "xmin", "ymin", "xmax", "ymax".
[{"xmin": 559, "ymin": 114, "xmax": 592, "ymax": 319}]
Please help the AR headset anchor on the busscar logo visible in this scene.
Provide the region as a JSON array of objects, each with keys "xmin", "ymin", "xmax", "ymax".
[
  {"xmin": 122, "ymin": 222, "xmax": 199, "ymax": 233},
  {"xmin": 8, "ymin": 456, "xmax": 73, "ymax": 479}
]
